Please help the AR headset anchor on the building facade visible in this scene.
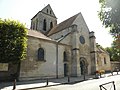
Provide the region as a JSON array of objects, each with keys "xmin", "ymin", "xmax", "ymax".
[
  {"xmin": 96, "ymin": 45, "xmax": 111, "ymax": 72},
  {"xmin": 19, "ymin": 4, "xmax": 111, "ymax": 80}
]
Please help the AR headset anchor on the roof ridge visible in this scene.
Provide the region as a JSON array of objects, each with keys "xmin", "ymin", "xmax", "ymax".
[
  {"xmin": 58, "ymin": 13, "xmax": 80, "ymax": 26},
  {"xmin": 31, "ymin": 4, "xmax": 56, "ymax": 20},
  {"xmin": 28, "ymin": 30, "xmax": 51, "ymax": 40},
  {"xmin": 47, "ymin": 13, "xmax": 80, "ymax": 36},
  {"xmin": 41, "ymin": 4, "xmax": 50, "ymax": 11}
]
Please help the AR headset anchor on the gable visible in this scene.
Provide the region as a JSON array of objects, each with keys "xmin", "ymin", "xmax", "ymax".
[
  {"xmin": 31, "ymin": 4, "xmax": 56, "ymax": 20},
  {"xmin": 41, "ymin": 4, "xmax": 56, "ymax": 18},
  {"xmin": 72, "ymin": 13, "xmax": 90, "ymax": 33},
  {"xmin": 47, "ymin": 13, "xmax": 79, "ymax": 36},
  {"xmin": 96, "ymin": 46, "xmax": 109, "ymax": 55}
]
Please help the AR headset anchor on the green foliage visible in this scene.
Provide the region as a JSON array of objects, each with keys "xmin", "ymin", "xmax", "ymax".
[
  {"xmin": 99, "ymin": 0, "xmax": 120, "ymax": 61},
  {"xmin": 105, "ymin": 47, "xmax": 113, "ymax": 61},
  {"xmin": 98, "ymin": 0, "xmax": 120, "ymax": 37},
  {"xmin": 111, "ymin": 40, "xmax": 120, "ymax": 61},
  {"xmin": 105, "ymin": 43, "xmax": 120, "ymax": 61},
  {"xmin": 0, "ymin": 19, "xmax": 27, "ymax": 63}
]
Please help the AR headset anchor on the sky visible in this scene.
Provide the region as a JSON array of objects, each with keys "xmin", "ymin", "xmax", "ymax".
[{"xmin": 0, "ymin": 0, "xmax": 113, "ymax": 48}]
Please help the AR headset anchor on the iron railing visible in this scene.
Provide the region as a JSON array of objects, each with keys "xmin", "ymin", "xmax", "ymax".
[{"xmin": 99, "ymin": 81, "xmax": 116, "ymax": 90}]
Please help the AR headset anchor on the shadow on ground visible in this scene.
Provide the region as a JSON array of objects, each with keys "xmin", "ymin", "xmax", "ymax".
[{"xmin": 0, "ymin": 75, "xmax": 94, "ymax": 90}]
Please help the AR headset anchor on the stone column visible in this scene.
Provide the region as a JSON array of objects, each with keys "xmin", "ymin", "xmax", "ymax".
[
  {"xmin": 71, "ymin": 25, "xmax": 81, "ymax": 76},
  {"xmin": 89, "ymin": 31, "xmax": 97, "ymax": 74}
]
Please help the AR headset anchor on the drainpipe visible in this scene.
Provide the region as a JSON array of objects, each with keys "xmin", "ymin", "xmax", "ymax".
[{"xmin": 56, "ymin": 43, "xmax": 58, "ymax": 78}]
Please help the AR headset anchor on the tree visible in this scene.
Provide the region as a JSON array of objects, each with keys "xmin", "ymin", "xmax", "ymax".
[
  {"xmin": 105, "ymin": 47, "xmax": 114, "ymax": 61},
  {"xmin": 99, "ymin": 0, "xmax": 120, "ymax": 61},
  {"xmin": 105, "ymin": 42, "xmax": 120, "ymax": 61},
  {"xmin": 0, "ymin": 19, "xmax": 27, "ymax": 63},
  {"xmin": 111, "ymin": 41, "xmax": 120, "ymax": 61},
  {"xmin": 105, "ymin": 44, "xmax": 120, "ymax": 61},
  {"xmin": 98, "ymin": 0, "xmax": 120, "ymax": 36}
]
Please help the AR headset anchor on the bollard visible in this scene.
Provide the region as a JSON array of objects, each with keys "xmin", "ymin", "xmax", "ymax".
[
  {"xmin": 99, "ymin": 73, "xmax": 102, "ymax": 78},
  {"xmin": 83, "ymin": 74, "xmax": 85, "ymax": 80},
  {"xmin": 46, "ymin": 78, "xmax": 48, "ymax": 86},
  {"xmin": 117, "ymin": 71, "xmax": 118, "ymax": 75},
  {"xmin": 13, "ymin": 79, "xmax": 16, "ymax": 90},
  {"xmin": 68, "ymin": 76, "xmax": 70, "ymax": 83},
  {"xmin": 116, "ymin": 69, "xmax": 119, "ymax": 75},
  {"xmin": 113, "ymin": 81, "xmax": 116, "ymax": 90},
  {"xmin": 111, "ymin": 71, "xmax": 113, "ymax": 76}
]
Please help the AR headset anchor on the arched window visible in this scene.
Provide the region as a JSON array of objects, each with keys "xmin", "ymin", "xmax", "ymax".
[
  {"xmin": 63, "ymin": 51, "xmax": 67, "ymax": 61},
  {"xmin": 47, "ymin": 9, "xmax": 48, "ymax": 13},
  {"xmin": 50, "ymin": 22, "xmax": 53, "ymax": 29},
  {"xmin": 43, "ymin": 19, "xmax": 47, "ymax": 31},
  {"xmin": 104, "ymin": 57, "xmax": 106, "ymax": 64},
  {"xmin": 38, "ymin": 48, "xmax": 44, "ymax": 60}
]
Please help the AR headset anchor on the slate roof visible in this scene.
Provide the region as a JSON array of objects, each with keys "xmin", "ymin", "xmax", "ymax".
[
  {"xmin": 28, "ymin": 30, "xmax": 52, "ymax": 40},
  {"xmin": 47, "ymin": 13, "xmax": 80, "ymax": 36}
]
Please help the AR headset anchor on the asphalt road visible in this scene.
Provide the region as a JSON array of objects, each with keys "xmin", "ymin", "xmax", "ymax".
[{"xmin": 30, "ymin": 75, "xmax": 120, "ymax": 90}]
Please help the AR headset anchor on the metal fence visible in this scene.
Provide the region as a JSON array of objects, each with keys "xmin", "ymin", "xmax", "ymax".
[{"xmin": 99, "ymin": 81, "xmax": 116, "ymax": 90}]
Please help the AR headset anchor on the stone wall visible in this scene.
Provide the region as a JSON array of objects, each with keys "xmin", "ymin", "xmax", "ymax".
[
  {"xmin": 19, "ymin": 36, "xmax": 71, "ymax": 80},
  {"xmin": 0, "ymin": 63, "xmax": 19, "ymax": 81},
  {"xmin": 97, "ymin": 52, "xmax": 111, "ymax": 72},
  {"xmin": 49, "ymin": 14, "xmax": 93, "ymax": 76},
  {"xmin": 73, "ymin": 14, "xmax": 92, "ymax": 75},
  {"xmin": 111, "ymin": 61, "xmax": 120, "ymax": 71}
]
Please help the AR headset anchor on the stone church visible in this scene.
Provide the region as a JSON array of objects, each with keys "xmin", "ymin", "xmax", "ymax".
[{"xmin": 19, "ymin": 4, "xmax": 111, "ymax": 80}]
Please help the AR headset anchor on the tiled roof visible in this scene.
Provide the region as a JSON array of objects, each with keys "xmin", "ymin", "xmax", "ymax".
[
  {"xmin": 28, "ymin": 30, "xmax": 52, "ymax": 40},
  {"xmin": 47, "ymin": 13, "xmax": 80, "ymax": 36},
  {"xmin": 96, "ymin": 46, "xmax": 108, "ymax": 54}
]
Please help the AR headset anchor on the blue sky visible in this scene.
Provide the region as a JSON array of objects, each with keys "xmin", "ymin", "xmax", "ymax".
[{"xmin": 0, "ymin": 0, "xmax": 113, "ymax": 47}]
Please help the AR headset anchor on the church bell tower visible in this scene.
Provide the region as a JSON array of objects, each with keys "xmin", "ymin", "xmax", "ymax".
[{"xmin": 30, "ymin": 4, "xmax": 57, "ymax": 35}]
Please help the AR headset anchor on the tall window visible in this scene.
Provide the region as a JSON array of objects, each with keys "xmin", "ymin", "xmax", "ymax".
[
  {"xmin": 36, "ymin": 19, "xmax": 38, "ymax": 30},
  {"xmin": 63, "ymin": 51, "xmax": 67, "ymax": 61},
  {"xmin": 38, "ymin": 48, "xmax": 44, "ymax": 60},
  {"xmin": 43, "ymin": 19, "xmax": 47, "ymax": 31},
  {"xmin": 33, "ymin": 22, "xmax": 35, "ymax": 30},
  {"xmin": 50, "ymin": 22, "xmax": 53, "ymax": 29},
  {"xmin": 50, "ymin": 10, "xmax": 52, "ymax": 14},
  {"xmin": 30, "ymin": 22, "xmax": 33, "ymax": 29},
  {"xmin": 104, "ymin": 57, "xmax": 106, "ymax": 64},
  {"xmin": 47, "ymin": 9, "xmax": 48, "ymax": 13}
]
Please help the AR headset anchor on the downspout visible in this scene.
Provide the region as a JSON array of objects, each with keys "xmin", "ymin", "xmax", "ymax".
[{"xmin": 56, "ymin": 43, "xmax": 58, "ymax": 78}]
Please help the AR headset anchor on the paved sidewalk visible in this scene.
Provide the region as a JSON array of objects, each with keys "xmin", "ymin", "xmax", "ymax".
[
  {"xmin": 0, "ymin": 75, "xmax": 95, "ymax": 90},
  {"xmin": 0, "ymin": 72, "xmax": 119, "ymax": 90}
]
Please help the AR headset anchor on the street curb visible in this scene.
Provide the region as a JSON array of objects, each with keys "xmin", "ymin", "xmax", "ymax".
[{"xmin": 18, "ymin": 79, "xmax": 92, "ymax": 90}]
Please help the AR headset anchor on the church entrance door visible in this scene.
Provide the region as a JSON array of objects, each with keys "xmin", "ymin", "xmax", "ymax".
[
  {"xmin": 64, "ymin": 63, "xmax": 68, "ymax": 77},
  {"xmin": 80, "ymin": 57, "xmax": 88, "ymax": 75}
]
